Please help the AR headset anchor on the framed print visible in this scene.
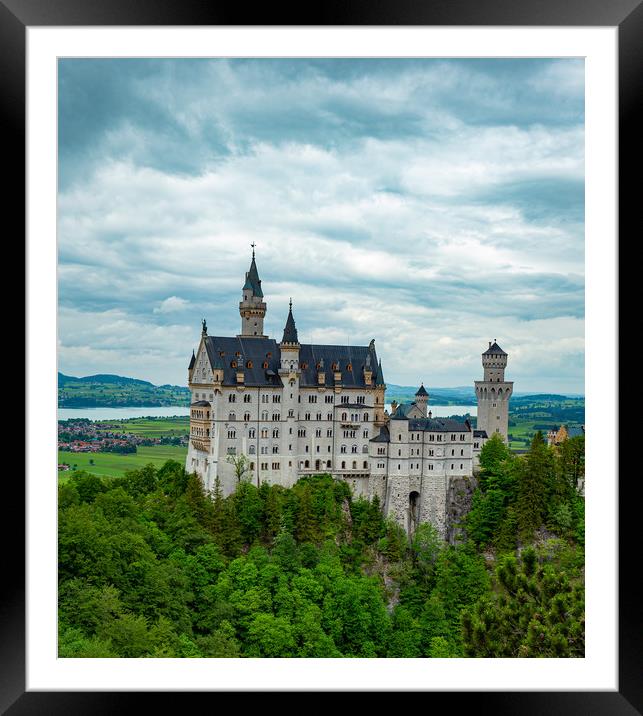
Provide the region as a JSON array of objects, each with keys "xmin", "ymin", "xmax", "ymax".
[{"xmin": 6, "ymin": 0, "xmax": 639, "ymax": 712}]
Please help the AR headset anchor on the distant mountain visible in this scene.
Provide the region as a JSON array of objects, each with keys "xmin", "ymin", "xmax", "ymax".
[
  {"xmin": 58, "ymin": 373, "xmax": 190, "ymax": 408},
  {"xmin": 58, "ymin": 373, "xmax": 155, "ymax": 387}
]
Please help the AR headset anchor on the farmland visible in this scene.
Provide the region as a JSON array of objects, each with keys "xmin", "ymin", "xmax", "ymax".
[{"xmin": 58, "ymin": 445, "xmax": 187, "ymax": 480}]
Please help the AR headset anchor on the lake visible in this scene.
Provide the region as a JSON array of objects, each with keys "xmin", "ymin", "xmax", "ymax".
[{"xmin": 58, "ymin": 404, "xmax": 477, "ymax": 421}]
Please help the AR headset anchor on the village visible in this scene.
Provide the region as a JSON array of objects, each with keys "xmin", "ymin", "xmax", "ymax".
[{"xmin": 57, "ymin": 418, "xmax": 188, "ymax": 470}]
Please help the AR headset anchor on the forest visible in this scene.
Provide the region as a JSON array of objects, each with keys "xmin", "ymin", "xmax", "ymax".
[{"xmin": 58, "ymin": 431, "xmax": 585, "ymax": 658}]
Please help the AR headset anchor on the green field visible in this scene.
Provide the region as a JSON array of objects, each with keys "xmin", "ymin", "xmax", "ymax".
[
  {"xmin": 58, "ymin": 445, "xmax": 187, "ymax": 479},
  {"xmin": 94, "ymin": 416, "xmax": 189, "ymax": 438}
]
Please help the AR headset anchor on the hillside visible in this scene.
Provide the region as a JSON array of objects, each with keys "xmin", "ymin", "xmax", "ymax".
[{"xmin": 58, "ymin": 373, "xmax": 190, "ymax": 408}]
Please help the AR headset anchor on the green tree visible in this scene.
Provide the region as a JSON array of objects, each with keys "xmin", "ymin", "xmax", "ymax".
[
  {"xmin": 515, "ymin": 431, "xmax": 555, "ymax": 541},
  {"xmin": 462, "ymin": 546, "xmax": 584, "ymax": 657},
  {"xmin": 226, "ymin": 453, "xmax": 252, "ymax": 484}
]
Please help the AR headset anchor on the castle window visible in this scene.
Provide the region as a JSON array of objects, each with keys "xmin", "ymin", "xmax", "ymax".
[
  {"xmin": 227, "ymin": 447, "xmax": 236, "ymax": 455},
  {"xmin": 341, "ymin": 461, "xmax": 346, "ymax": 469},
  {"xmin": 263, "ymin": 361, "xmax": 268, "ymax": 369},
  {"xmin": 249, "ymin": 445, "xmax": 256, "ymax": 454},
  {"xmin": 229, "ymin": 394, "xmax": 236, "ymax": 403},
  {"xmin": 341, "ymin": 445, "xmax": 347, "ymax": 454},
  {"xmin": 327, "ymin": 413, "xmax": 332, "ymax": 420},
  {"xmin": 244, "ymin": 394, "xmax": 251, "ymax": 403},
  {"xmin": 229, "ymin": 413, "xmax": 236, "ymax": 421},
  {"xmin": 363, "ymin": 461, "xmax": 368, "ymax": 469},
  {"xmin": 327, "ymin": 429, "xmax": 332, "ymax": 437},
  {"xmin": 352, "ymin": 461, "xmax": 357, "ymax": 469},
  {"xmin": 231, "ymin": 361, "xmax": 237, "ymax": 368},
  {"xmin": 326, "ymin": 460, "xmax": 332, "ymax": 468},
  {"xmin": 246, "ymin": 360, "xmax": 253, "ymax": 368},
  {"xmin": 347, "ymin": 364, "xmax": 352, "ymax": 372},
  {"xmin": 272, "ymin": 461, "xmax": 280, "ymax": 470},
  {"xmin": 244, "ymin": 412, "xmax": 251, "ymax": 421},
  {"xmin": 351, "ymin": 445, "xmax": 358, "ymax": 453}
]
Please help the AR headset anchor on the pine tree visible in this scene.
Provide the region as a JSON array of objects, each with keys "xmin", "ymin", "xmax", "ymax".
[{"xmin": 515, "ymin": 431, "xmax": 554, "ymax": 541}]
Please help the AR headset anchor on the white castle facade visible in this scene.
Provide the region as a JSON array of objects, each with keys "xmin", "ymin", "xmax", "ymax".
[{"xmin": 186, "ymin": 251, "xmax": 512, "ymax": 537}]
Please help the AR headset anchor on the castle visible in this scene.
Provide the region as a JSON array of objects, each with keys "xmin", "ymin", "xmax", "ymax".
[{"xmin": 186, "ymin": 250, "xmax": 512, "ymax": 538}]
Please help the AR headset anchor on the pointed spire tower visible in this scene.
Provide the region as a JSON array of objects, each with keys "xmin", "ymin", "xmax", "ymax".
[
  {"xmin": 415, "ymin": 383, "xmax": 429, "ymax": 417},
  {"xmin": 279, "ymin": 299, "xmax": 301, "ymax": 393},
  {"xmin": 281, "ymin": 298, "xmax": 299, "ymax": 345},
  {"xmin": 374, "ymin": 356, "xmax": 387, "ymax": 427},
  {"xmin": 239, "ymin": 243, "xmax": 267, "ymax": 337}
]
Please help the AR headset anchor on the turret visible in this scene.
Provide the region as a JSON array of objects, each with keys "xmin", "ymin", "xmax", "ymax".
[
  {"xmin": 239, "ymin": 244, "xmax": 267, "ymax": 337},
  {"xmin": 188, "ymin": 349, "xmax": 196, "ymax": 382},
  {"xmin": 415, "ymin": 383, "xmax": 428, "ymax": 417},
  {"xmin": 279, "ymin": 299, "xmax": 300, "ymax": 377},
  {"xmin": 475, "ymin": 340, "xmax": 514, "ymax": 443},
  {"xmin": 374, "ymin": 358, "xmax": 387, "ymax": 426}
]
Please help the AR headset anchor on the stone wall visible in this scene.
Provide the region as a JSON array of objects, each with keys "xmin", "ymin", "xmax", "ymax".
[{"xmin": 445, "ymin": 474, "xmax": 478, "ymax": 545}]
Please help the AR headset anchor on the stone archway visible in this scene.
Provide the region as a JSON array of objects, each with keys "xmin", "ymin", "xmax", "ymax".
[{"xmin": 409, "ymin": 491, "xmax": 420, "ymax": 534}]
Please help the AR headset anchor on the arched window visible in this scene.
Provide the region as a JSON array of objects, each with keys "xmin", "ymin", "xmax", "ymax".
[
  {"xmin": 341, "ymin": 461, "xmax": 346, "ymax": 469},
  {"xmin": 326, "ymin": 460, "xmax": 331, "ymax": 468},
  {"xmin": 362, "ymin": 445, "xmax": 368, "ymax": 453},
  {"xmin": 249, "ymin": 445, "xmax": 256, "ymax": 454},
  {"xmin": 228, "ymin": 412, "xmax": 236, "ymax": 421},
  {"xmin": 363, "ymin": 412, "xmax": 368, "ymax": 422},
  {"xmin": 305, "ymin": 460, "xmax": 310, "ymax": 468},
  {"xmin": 229, "ymin": 394, "xmax": 236, "ymax": 403},
  {"xmin": 342, "ymin": 412, "xmax": 347, "ymax": 421},
  {"xmin": 352, "ymin": 461, "xmax": 357, "ymax": 469},
  {"xmin": 363, "ymin": 461, "xmax": 368, "ymax": 469}
]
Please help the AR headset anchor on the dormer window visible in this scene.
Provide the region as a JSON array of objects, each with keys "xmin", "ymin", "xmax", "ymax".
[
  {"xmin": 231, "ymin": 360, "xmax": 237, "ymax": 368},
  {"xmin": 246, "ymin": 360, "xmax": 253, "ymax": 369}
]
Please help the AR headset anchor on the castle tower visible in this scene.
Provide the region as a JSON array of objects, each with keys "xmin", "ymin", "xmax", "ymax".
[
  {"xmin": 474, "ymin": 340, "xmax": 514, "ymax": 443},
  {"xmin": 238, "ymin": 244, "xmax": 267, "ymax": 337},
  {"xmin": 374, "ymin": 357, "xmax": 387, "ymax": 426},
  {"xmin": 415, "ymin": 384, "xmax": 428, "ymax": 417}
]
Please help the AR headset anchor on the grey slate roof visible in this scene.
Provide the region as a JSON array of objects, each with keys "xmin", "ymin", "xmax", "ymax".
[
  {"xmin": 391, "ymin": 402, "xmax": 417, "ymax": 419},
  {"xmin": 483, "ymin": 341, "xmax": 507, "ymax": 355},
  {"xmin": 406, "ymin": 417, "xmax": 472, "ymax": 432},
  {"xmin": 473, "ymin": 429, "xmax": 488, "ymax": 438},
  {"xmin": 281, "ymin": 305, "xmax": 299, "ymax": 344},
  {"xmin": 415, "ymin": 384, "xmax": 428, "ymax": 396},
  {"xmin": 244, "ymin": 256, "xmax": 263, "ymax": 298},
  {"xmin": 201, "ymin": 335, "xmax": 380, "ymax": 389},
  {"xmin": 191, "ymin": 400, "xmax": 211, "ymax": 407},
  {"xmin": 204, "ymin": 336, "xmax": 283, "ymax": 387},
  {"xmin": 370, "ymin": 425, "xmax": 390, "ymax": 443},
  {"xmin": 298, "ymin": 343, "xmax": 380, "ymax": 389},
  {"xmin": 375, "ymin": 359, "xmax": 385, "ymax": 386},
  {"xmin": 188, "ymin": 350, "xmax": 195, "ymax": 370},
  {"xmin": 566, "ymin": 426, "xmax": 585, "ymax": 438}
]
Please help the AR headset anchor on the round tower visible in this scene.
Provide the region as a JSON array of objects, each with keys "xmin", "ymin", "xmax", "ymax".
[{"xmin": 474, "ymin": 340, "xmax": 514, "ymax": 443}]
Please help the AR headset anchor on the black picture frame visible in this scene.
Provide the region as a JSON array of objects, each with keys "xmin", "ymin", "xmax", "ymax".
[{"xmin": 5, "ymin": 0, "xmax": 637, "ymax": 712}]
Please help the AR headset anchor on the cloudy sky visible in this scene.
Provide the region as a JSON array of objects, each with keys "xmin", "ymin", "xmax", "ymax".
[{"xmin": 57, "ymin": 58, "xmax": 584, "ymax": 393}]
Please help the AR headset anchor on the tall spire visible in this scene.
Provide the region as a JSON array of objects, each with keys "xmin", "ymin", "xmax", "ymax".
[
  {"xmin": 376, "ymin": 358, "xmax": 385, "ymax": 386},
  {"xmin": 243, "ymin": 248, "xmax": 263, "ymax": 298},
  {"xmin": 239, "ymin": 246, "xmax": 267, "ymax": 337},
  {"xmin": 281, "ymin": 298, "xmax": 299, "ymax": 344}
]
